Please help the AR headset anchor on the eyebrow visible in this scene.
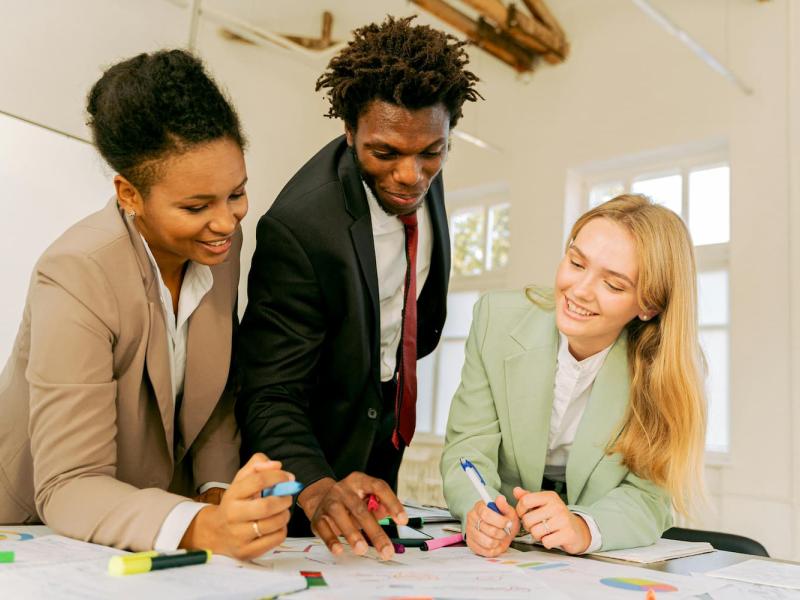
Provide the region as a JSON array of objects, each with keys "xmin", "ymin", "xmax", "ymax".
[
  {"xmin": 183, "ymin": 176, "xmax": 248, "ymax": 201},
  {"xmin": 569, "ymin": 244, "xmax": 636, "ymax": 287},
  {"xmin": 363, "ymin": 138, "xmax": 446, "ymax": 153}
]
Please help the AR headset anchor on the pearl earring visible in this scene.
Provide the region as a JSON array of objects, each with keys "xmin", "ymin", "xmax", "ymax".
[{"xmin": 641, "ymin": 315, "xmax": 649, "ymax": 321}]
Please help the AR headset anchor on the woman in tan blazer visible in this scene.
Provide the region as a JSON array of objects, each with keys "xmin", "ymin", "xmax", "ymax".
[{"xmin": 0, "ymin": 50, "xmax": 293, "ymax": 559}]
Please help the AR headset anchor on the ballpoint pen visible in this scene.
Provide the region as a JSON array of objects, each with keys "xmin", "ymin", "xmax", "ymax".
[{"xmin": 459, "ymin": 457, "xmax": 512, "ymax": 536}]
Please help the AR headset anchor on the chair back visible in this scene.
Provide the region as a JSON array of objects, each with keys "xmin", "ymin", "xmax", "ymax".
[{"xmin": 663, "ymin": 527, "xmax": 769, "ymax": 557}]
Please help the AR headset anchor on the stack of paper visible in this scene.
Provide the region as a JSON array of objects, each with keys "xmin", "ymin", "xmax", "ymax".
[{"xmin": 402, "ymin": 501, "xmax": 458, "ymax": 523}]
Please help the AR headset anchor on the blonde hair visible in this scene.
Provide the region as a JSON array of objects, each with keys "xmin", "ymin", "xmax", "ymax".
[{"xmin": 529, "ymin": 194, "xmax": 706, "ymax": 515}]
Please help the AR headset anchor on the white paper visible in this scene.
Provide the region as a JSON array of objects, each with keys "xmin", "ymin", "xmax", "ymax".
[
  {"xmin": 590, "ymin": 538, "xmax": 715, "ymax": 563},
  {"xmin": 485, "ymin": 548, "xmax": 726, "ymax": 599},
  {"xmin": 708, "ymin": 581, "xmax": 800, "ymax": 599},
  {"xmin": 0, "ymin": 534, "xmax": 122, "ymax": 567},
  {"xmin": 705, "ymin": 558, "xmax": 800, "ymax": 590},
  {"xmin": 0, "ymin": 535, "xmax": 306, "ymax": 599}
]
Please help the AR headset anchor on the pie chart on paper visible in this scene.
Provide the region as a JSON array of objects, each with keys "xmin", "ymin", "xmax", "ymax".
[
  {"xmin": 600, "ymin": 577, "xmax": 678, "ymax": 592},
  {"xmin": 0, "ymin": 530, "xmax": 34, "ymax": 541}
]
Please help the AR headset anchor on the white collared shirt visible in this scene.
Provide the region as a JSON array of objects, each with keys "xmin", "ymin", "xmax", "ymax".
[
  {"xmin": 363, "ymin": 182, "xmax": 434, "ymax": 382},
  {"xmin": 140, "ymin": 236, "xmax": 220, "ymax": 550},
  {"xmin": 545, "ymin": 332, "xmax": 613, "ymax": 553}
]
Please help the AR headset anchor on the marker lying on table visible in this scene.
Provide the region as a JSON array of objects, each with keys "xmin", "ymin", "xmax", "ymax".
[
  {"xmin": 378, "ymin": 517, "xmax": 424, "ymax": 528},
  {"xmin": 421, "ymin": 533, "xmax": 464, "ymax": 551},
  {"xmin": 459, "ymin": 457, "xmax": 512, "ymax": 536},
  {"xmin": 0, "ymin": 551, "xmax": 14, "ymax": 563},
  {"xmin": 108, "ymin": 550, "xmax": 210, "ymax": 576},
  {"xmin": 261, "ymin": 480, "xmax": 304, "ymax": 498}
]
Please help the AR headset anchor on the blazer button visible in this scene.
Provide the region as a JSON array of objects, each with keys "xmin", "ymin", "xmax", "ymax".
[{"xmin": 367, "ymin": 408, "xmax": 378, "ymax": 419}]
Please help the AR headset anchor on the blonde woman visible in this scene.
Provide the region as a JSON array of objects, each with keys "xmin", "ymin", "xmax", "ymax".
[{"xmin": 441, "ymin": 194, "xmax": 706, "ymax": 557}]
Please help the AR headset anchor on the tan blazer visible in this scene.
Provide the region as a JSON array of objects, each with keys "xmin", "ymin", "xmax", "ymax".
[{"xmin": 0, "ymin": 199, "xmax": 241, "ymax": 550}]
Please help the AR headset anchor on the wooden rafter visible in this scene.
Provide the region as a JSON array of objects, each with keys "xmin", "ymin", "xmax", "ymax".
[
  {"xmin": 412, "ymin": 0, "xmax": 535, "ymax": 72},
  {"xmin": 282, "ymin": 11, "xmax": 338, "ymax": 51},
  {"xmin": 411, "ymin": 0, "xmax": 568, "ymax": 73}
]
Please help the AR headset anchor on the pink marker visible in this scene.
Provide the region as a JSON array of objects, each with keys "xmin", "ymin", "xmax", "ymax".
[{"xmin": 421, "ymin": 533, "xmax": 464, "ymax": 551}]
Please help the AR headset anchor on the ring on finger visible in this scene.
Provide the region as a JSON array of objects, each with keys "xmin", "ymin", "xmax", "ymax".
[
  {"xmin": 541, "ymin": 518, "xmax": 550, "ymax": 535},
  {"xmin": 475, "ymin": 517, "xmax": 482, "ymax": 533},
  {"xmin": 252, "ymin": 520, "xmax": 263, "ymax": 538}
]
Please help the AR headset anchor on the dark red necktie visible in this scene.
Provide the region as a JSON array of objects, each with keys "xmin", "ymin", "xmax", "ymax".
[{"xmin": 392, "ymin": 212, "xmax": 418, "ymax": 449}]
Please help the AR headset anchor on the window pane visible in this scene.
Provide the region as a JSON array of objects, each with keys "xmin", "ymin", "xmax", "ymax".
[
  {"xmin": 434, "ymin": 340, "xmax": 467, "ymax": 435},
  {"xmin": 700, "ymin": 329, "xmax": 729, "ymax": 452},
  {"xmin": 589, "ymin": 182, "xmax": 625, "ymax": 207},
  {"xmin": 442, "ymin": 291, "xmax": 481, "ymax": 337},
  {"xmin": 697, "ymin": 270, "xmax": 728, "ymax": 326},
  {"xmin": 451, "ymin": 208, "xmax": 484, "ymax": 276},
  {"xmin": 415, "ymin": 353, "xmax": 435, "ymax": 434},
  {"xmin": 487, "ymin": 203, "xmax": 510, "ymax": 271},
  {"xmin": 689, "ymin": 166, "xmax": 730, "ymax": 245},
  {"xmin": 632, "ymin": 174, "xmax": 682, "ymax": 215}
]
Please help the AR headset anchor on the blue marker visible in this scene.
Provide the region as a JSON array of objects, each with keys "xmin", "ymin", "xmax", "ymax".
[
  {"xmin": 261, "ymin": 480, "xmax": 304, "ymax": 498},
  {"xmin": 460, "ymin": 458, "xmax": 511, "ymax": 536}
]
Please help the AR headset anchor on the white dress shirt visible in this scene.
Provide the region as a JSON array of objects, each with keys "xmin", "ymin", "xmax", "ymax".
[
  {"xmin": 140, "ymin": 236, "xmax": 221, "ymax": 550},
  {"xmin": 363, "ymin": 183, "xmax": 433, "ymax": 382},
  {"xmin": 546, "ymin": 332, "xmax": 613, "ymax": 553}
]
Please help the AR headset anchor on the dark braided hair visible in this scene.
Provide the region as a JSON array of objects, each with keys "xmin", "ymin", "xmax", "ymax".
[
  {"xmin": 87, "ymin": 49, "xmax": 245, "ymax": 197},
  {"xmin": 316, "ymin": 15, "xmax": 481, "ymax": 129}
]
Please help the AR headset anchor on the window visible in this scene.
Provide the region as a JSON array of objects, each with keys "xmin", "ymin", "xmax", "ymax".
[
  {"xmin": 415, "ymin": 183, "xmax": 510, "ymax": 438},
  {"xmin": 581, "ymin": 143, "xmax": 731, "ymax": 453}
]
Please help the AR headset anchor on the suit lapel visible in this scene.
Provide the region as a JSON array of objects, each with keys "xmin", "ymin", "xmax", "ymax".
[
  {"xmin": 425, "ymin": 174, "xmax": 450, "ymax": 297},
  {"xmin": 122, "ymin": 208, "xmax": 175, "ymax": 459},
  {"xmin": 505, "ymin": 308, "xmax": 559, "ymax": 492},
  {"xmin": 566, "ymin": 332, "xmax": 630, "ymax": 503},
  {"xmin": 178, "ymin": 263, "xmax": 232, "ymax": 462},
  {"xmin": 339, "ymin": 147, "xmax": 381, "ymax": 378}
]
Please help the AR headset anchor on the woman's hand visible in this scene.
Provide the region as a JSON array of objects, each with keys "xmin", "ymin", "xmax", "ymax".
[
  {"xmin": 513, "ymin": 487, "xmax": 591, "ymax": 554},
  {"xmin": 181, "ymin": 453, "xmax": 293, "ymax": 560},
  {"xmin": 464, "ymin": 496, "xmax": 520, "ymax": 557}
]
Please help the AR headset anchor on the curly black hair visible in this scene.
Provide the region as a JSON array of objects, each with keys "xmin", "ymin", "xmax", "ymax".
[
  {"xmin": 87, "ymin": 49, "xmax": 244, "ymax": 197},
  {"xmin": 316, "ymin": 15, "xmax": 481, "ymax": 128}
]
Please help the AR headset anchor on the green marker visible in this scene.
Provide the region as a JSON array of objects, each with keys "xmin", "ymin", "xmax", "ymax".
[
  {"xmin": 378, "ymin": 517, "xmax": 424, "ymax": 528},
  {"xmin": 0, "ymin": 551, "xmax": 14, "ymax": 563},
  {"xmin": 108, "ymin": 549, "xmax": 210, "ymax": 576}
]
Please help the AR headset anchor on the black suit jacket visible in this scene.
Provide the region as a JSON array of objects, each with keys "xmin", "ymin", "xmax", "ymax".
[{"xmin": 237, "ymin": 136, "xmax": 450, "ymax": 528}]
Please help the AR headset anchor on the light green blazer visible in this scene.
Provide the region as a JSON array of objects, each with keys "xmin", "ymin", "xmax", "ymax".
[{"xmin": 440, "ymin": 290, "xmax": 673, "ymax": 551}]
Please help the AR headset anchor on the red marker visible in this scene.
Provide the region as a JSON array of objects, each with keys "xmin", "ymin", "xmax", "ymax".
[{"xmin": 366, "ymin": 494, "xmax": 381, "ymax": 512}]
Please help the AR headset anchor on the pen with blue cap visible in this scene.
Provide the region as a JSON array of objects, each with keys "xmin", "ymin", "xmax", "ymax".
[{"xmin": 459, "ymin": 457, "xmax": 511, "ymax": 536}]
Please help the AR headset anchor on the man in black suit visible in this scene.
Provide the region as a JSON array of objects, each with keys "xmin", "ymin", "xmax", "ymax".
[{"xmin": 237, "ymin": 16, "xmax": 481, "ymax": 560}]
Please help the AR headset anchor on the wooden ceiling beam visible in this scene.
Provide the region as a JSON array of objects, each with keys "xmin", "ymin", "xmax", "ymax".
[
  {"xmin": 520, "ymin": 0, "xmax": 565, "ymax": 40},
  {"xmin": 459, "ymin": 0, "xmax": 567, "ymax": 62},
  {"xmin": 410, "ymin": 0, "xmax": 536, "ymax": 72}
]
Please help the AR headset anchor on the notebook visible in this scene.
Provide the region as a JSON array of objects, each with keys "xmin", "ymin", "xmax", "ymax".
[{"xmin": 589, "ymin": 538, "xmax": 715, "ymax": 563}]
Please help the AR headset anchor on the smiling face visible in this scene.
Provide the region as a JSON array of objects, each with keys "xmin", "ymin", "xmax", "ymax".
[
  {"xmin": 345, "ymin": 100, "xmax": 450, "ymax": 216},
  {"xmin": 554, "ymin": 217, "xmax": 645, "ymax": 360},
  {"xmin": 116, "ymin": 136, "xmax": 248, "ymax": 273}
]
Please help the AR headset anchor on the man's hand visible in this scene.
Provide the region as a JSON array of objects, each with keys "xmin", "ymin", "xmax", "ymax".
[{"xmin": 299, "ymin": 473, "xmax": 407, "ymax": 560}]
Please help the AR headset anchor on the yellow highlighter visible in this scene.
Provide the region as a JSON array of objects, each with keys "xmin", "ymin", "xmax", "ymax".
[{"xmin": 108, "ymin": 549, "xmax": 211, "ymax": 576}]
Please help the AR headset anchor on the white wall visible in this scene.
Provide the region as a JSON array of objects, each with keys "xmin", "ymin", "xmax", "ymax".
[{"xmin": 2, "ymin": 0, "xmax": 799, "ymax": 560}]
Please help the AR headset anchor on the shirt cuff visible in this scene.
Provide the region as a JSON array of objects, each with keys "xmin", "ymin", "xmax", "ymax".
[
  {"xmin": 153, "ymin": 501, "xmax": 208, "ymax": 551},
  {"xmin": 572, "ymin": 511, "xmax": 603, "ymax": 553},
  {"xmin": 198, "ymin": 481, "xmax": 230, "ymax": 494}
]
